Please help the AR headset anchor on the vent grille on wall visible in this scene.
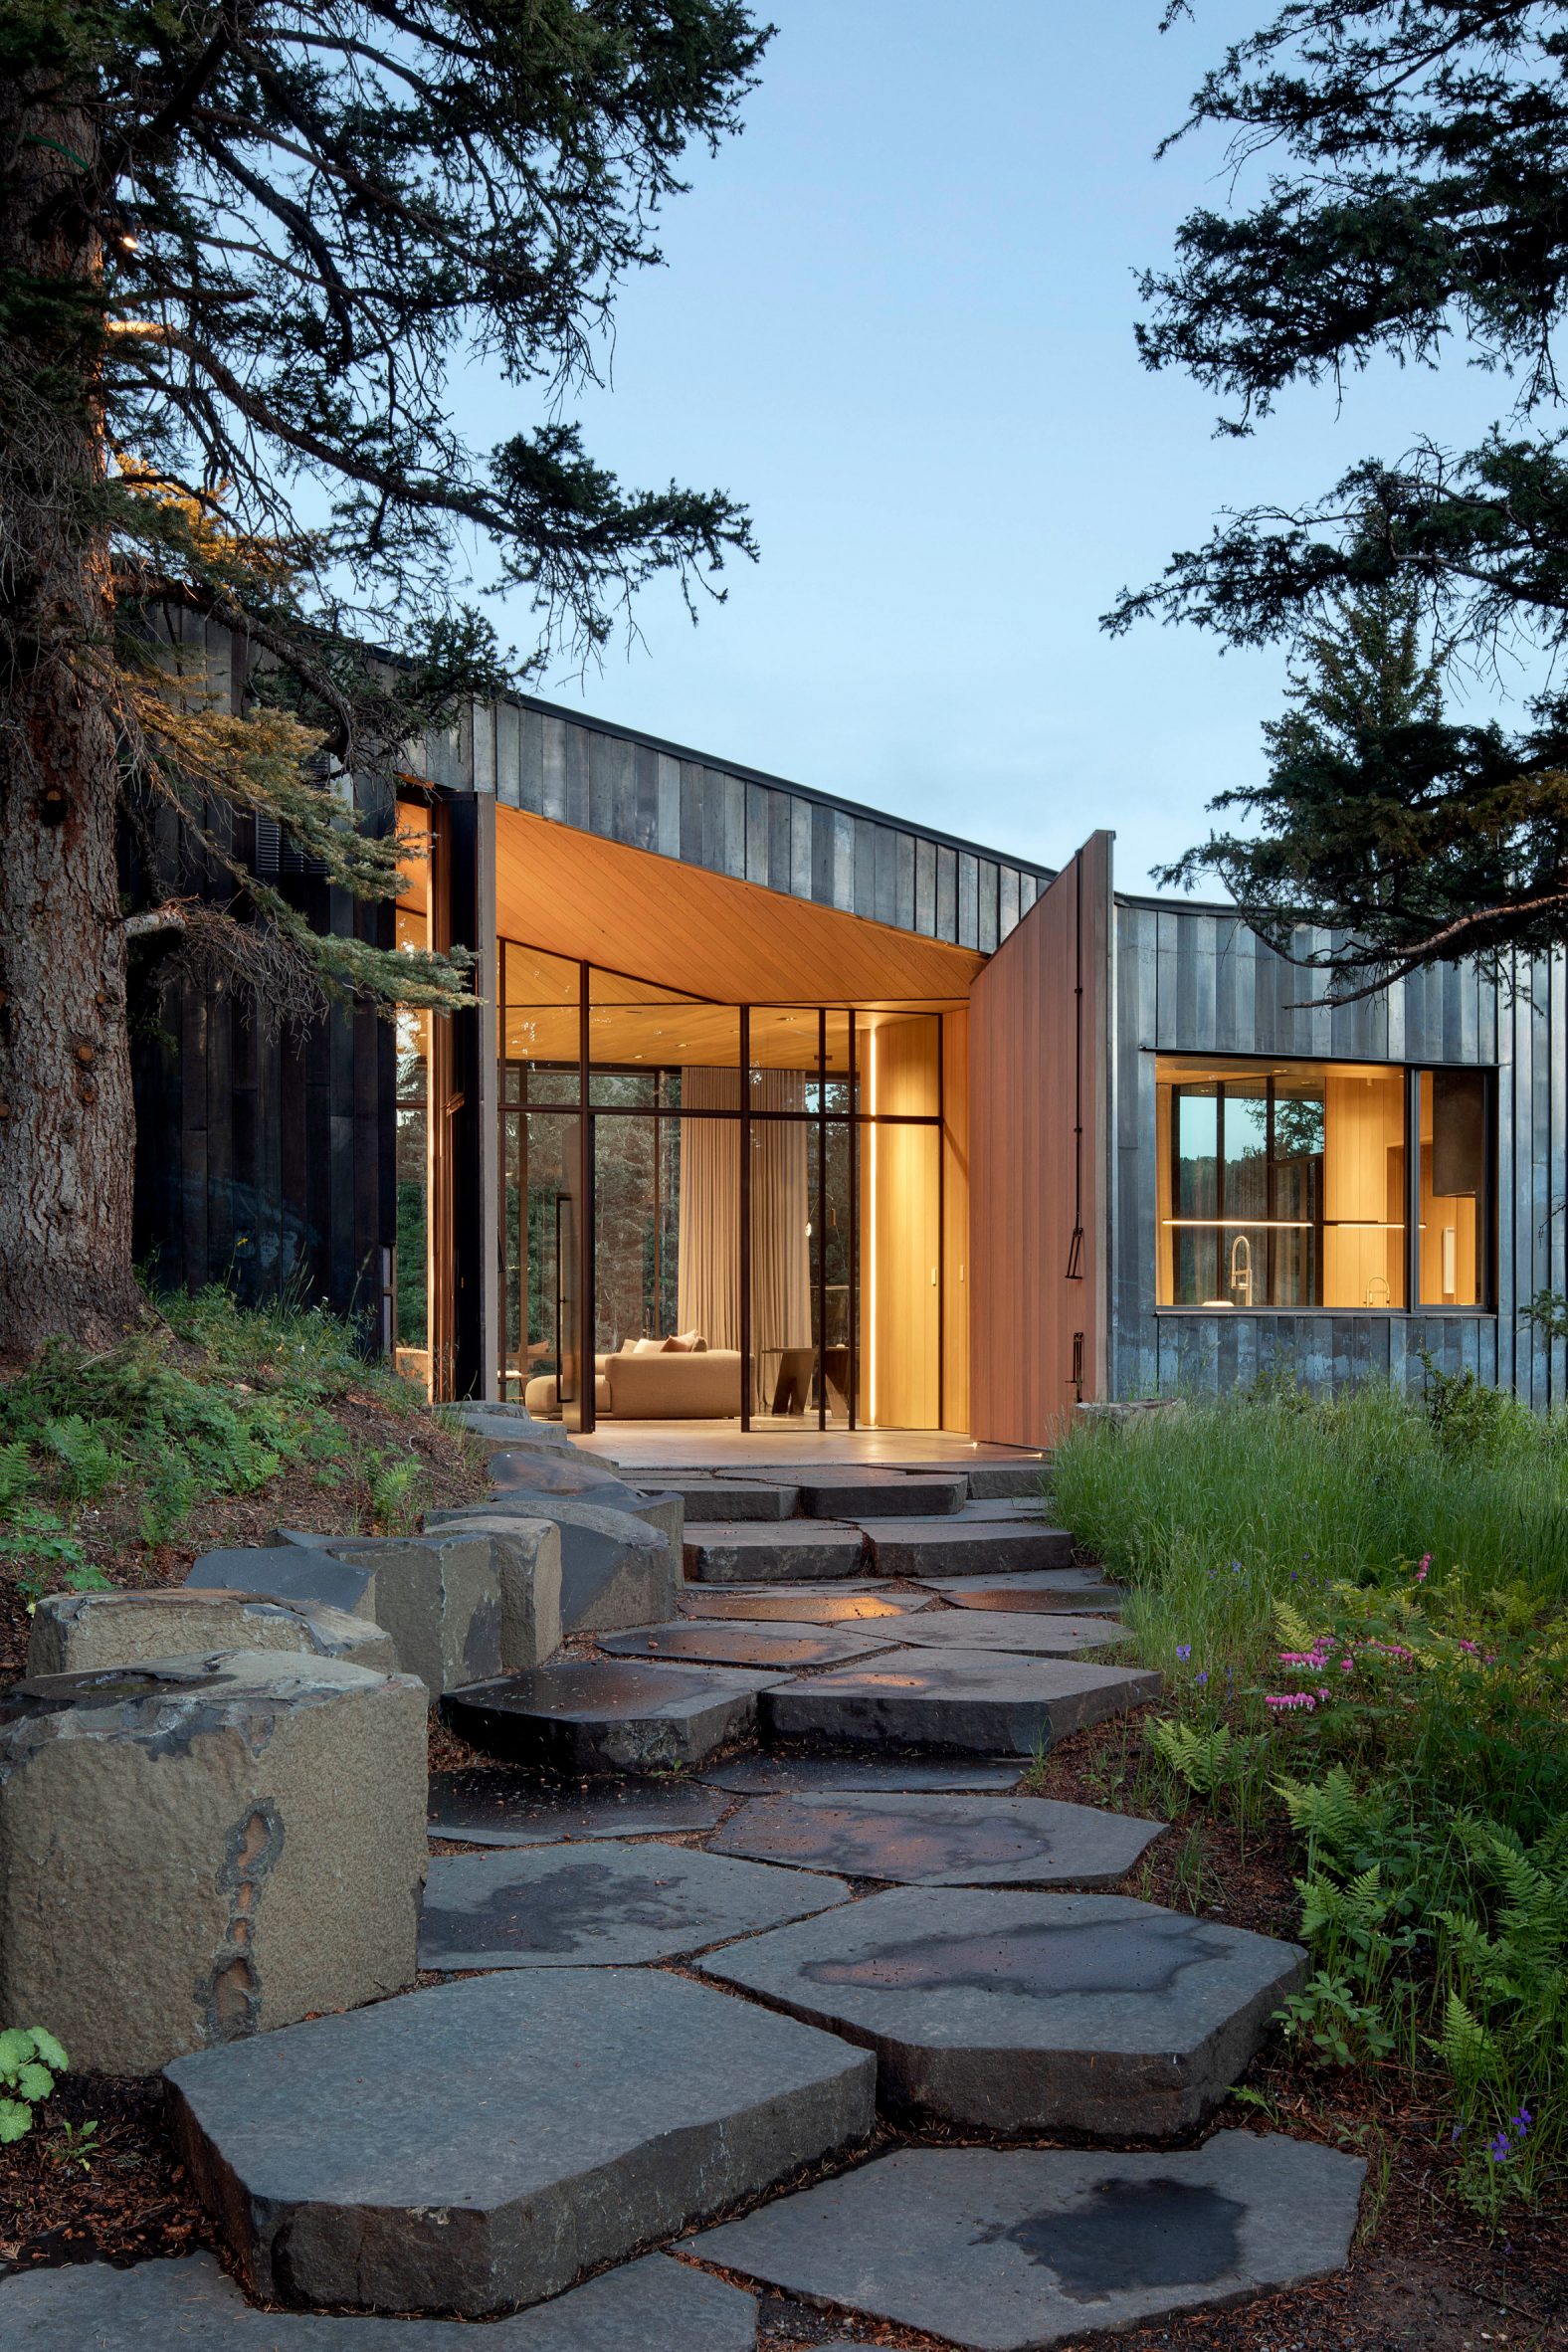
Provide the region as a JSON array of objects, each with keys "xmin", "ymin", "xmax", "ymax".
[{"xmin": 252, "ymin": 817, "xmax": 324, "ymax": 879}]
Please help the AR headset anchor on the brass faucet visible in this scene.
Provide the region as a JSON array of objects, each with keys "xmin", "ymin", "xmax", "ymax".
[{"xmin": 1229, "ymin": 1233, "xmax": 1254, "ymax": 1307}]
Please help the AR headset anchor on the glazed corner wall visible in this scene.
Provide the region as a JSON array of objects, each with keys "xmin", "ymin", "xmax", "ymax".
[{"xmin": 1109, "ymin": 899, "xmax": 1568, "ymax": 1410}]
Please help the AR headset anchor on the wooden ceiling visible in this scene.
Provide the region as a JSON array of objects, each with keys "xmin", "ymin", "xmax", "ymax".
[{"xmin": 493, "ymin": 806, "xmax": 983, "ymax": 1010}]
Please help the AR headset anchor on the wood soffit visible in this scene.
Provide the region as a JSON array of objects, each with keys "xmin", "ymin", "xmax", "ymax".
[{"xmin": 492, "ymin": 805, "xmax": 984, "ymax": 1010}]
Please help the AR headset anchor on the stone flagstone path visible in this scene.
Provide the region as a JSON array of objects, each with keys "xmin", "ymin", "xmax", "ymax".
[{"xmin": 3, "ymin": 1430, "xmax": 1366, "ymax": 2350}]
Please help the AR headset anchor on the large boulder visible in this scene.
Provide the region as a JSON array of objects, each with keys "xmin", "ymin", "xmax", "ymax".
[
  {"xmin": 189, "ymin": 1522, "xmax": 562, "ymax": 1695},
  {"xmin": 428, "ymin": 1502, "xmax": 673, "ymax": 1634},
  {"xmin": 0, "ymin": 1652, "xmax": 427, "ymax": 2074},
  {"xmin": 27, "ymin": 1588, "xmax": 395, "ymax": 1679}
]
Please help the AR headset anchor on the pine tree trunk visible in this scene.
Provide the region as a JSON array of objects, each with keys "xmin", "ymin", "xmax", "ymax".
[{"xmin": 0, "ymin": 90, "xmax": 142, "ymax": 1352}]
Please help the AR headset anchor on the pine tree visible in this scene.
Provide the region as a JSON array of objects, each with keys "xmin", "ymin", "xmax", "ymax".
[
  {"xmin": 0, "ymin": 0, "xmax": 766, "ymax": 1349},
  {"xmin": 1107, "ymin": 2, "xmax": 1568, "ymax": 994}
]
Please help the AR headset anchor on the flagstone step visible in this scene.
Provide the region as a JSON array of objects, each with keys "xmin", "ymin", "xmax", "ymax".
[
  {"xmin": 164, "ymin": 1968, "xmax": 875, "ymax": 2318},
  {"xmin": 700, "ymin": 1753, "xmax": 1023, "ymax": 1796},
  {"xmin": 917, "ymin": 1567, "xmax": 1126, "ymax": 1613},
  {"xmin": 760, "ymin": 1650, "xmax": 1161, "ymax": 1757},
  {"xmin": 428, "ymin": 1769, "xmax": 727, "ymax": 1847},
  {"xmin": 695, "ymin": 1886, "xmax": 1304, "ymax": 2136},
  {"xmin": 419, "ymin": 1839, "xmax": 850, "ymax": 1971},
  {"xmin": 964, "ymin": 1460, "xmax": 1050, "ymax": 1499},
  {"xmin": 753, "ymin": 1469, "xmax": 968, "ymax": 1518},
  {"xmin": 598, "ymin": 1617, "xmax": 902, "ymax": 1670},
  {"xmin": 704, "ymin": 1778, "xmax": 1161, "ymax": 1890},
  {"xmin": 890, "ymin": 1609, "xmax": 1129, "ymax": 1659},
  {"xmin": 0, "ymin": 2250, "xmax": 759, "ymax": 2349},
  {"xmin": 705, "ymin": 1791, "xmax": 1163, "ymax": 1888},
  {"xmin": 679, "ymin": 1583, "xmax": 934, "ymax": 1622},
  {"xmin": 444, "ymin": 1658, "xmax": 780, "ymax": 1776},
  {"xmin": 659, "ymin": 1474, "xmax": 800, "ymax": 1521},
  {"xmin": 690, "ymin": 2133, "xmax": 1365, "ymax": 2352},
  {"xmin": 862, "ymin": 1521, "xmax": 1076, "ymax": 1576},
  {"xmin": 683, "ymin": 1523, "xmax": 870, "ymax": 1583}
]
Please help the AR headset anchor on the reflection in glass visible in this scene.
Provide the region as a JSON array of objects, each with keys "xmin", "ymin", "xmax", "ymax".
[{"xmin": 1157, "ymin": 1057, "xmax": 1413, "ymax": 1310}]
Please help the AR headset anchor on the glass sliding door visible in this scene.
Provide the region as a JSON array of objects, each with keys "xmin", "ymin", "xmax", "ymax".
[
  {"xmin": 493, "ymin": 937, "xmax": 950, "ymax": 1434},
  {"xmin": 498, "ymin": 942, "xmax": 586, "ymax": 1426}
]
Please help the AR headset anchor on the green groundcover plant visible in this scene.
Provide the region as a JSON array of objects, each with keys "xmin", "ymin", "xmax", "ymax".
[
  {"xmin": 1056, "ymin": 1378, "xmax": 1568, "ymax": 2220},
  {"xmin": 0, "ymin": 1283, "xmax": 454, "ymax": 1602}
]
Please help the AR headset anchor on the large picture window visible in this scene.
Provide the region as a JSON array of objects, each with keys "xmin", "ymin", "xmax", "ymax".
[{"xmin": 1155, "ymin": 1056, "xmax": 1491, "ymax": 1312}]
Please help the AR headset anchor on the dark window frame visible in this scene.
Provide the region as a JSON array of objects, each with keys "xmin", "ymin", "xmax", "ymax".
[{"xmin": 1152, "ymin": 1053, "xmax": 1497, "ymax": 1318}]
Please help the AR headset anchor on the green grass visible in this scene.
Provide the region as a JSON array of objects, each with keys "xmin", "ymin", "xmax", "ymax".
[{"xmin": 1052, "ymin": 1377, "xmax": 1568, "ymax": 2220}]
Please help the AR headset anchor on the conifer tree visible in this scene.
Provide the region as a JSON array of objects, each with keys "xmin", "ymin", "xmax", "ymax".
[
  {"xmin": 1109, "ymin": 2, "xmax": 1568, "ymax": 994},
  {"xmin": 0, "ymin": 0, "xmax": 766, "ymax": 1348}
]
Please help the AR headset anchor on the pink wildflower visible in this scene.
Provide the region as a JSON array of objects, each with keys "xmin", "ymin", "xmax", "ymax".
[
  {"xmin": 1416, "ymin": 1554, "xmax": 1431, "ymax": 1583},
  {"xmin": 1264, "ymin": 1691, "xmax": 1317, "ymax": 1711}
]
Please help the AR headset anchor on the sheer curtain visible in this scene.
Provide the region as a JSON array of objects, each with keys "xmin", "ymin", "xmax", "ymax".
[
  {"xmin": 676, "ymin": 1068, "xmax": 811, "ymax": 1370},
  {"xmin": 678, "ymin": 1071, "xmax": 739, "ymax": 1346}
]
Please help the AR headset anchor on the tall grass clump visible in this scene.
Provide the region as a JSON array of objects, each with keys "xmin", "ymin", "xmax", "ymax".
[{"xmin": 1053, "ymin": 1378, "xmax": 1568, "ymax": 2219}]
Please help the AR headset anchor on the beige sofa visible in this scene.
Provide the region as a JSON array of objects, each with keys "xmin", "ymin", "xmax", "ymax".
[{"xmin": 525, "ymin": 1346, "xmax": 742, "ymax": 1421}]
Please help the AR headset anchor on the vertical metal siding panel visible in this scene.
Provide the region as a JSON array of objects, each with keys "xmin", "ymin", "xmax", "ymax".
[
  {"xmin": 1117, "ymin": 908, "xmax": 1159, "ymax": 1398},
  {"xmin": 1511, "ymin": 973, "xmax": 1534, "ymax": 1399},
  {"xmin": 721, "ymin": 770, "xmax": 747, "ymax": 878},
  {"xmin": 517, "ymin": 707, "xmax": 544, "ymax": 814},
  {"xmin": 853, "ymin": 818, "xmax": 877, "ymax": 918},
  {"xmin": 678, "ymin": 761, "xmax": 702, "ymax": 865},
  {"xmin": 914, "ymin": 838, "xmax": 937, "ymax": 935},
  {"xmin": 745, "ymin": 781, "xmax": 771, "ymax": 885},
  {"xmin": 936, "ymin": 846, "xmax": 958, "ymax": 940},
  {"xmin": 1214, "ymin": 917, "xmax": 1249, "ymax": 1055},
  {"xmin": 630, "ymin": 743, "xmax": 658, "ymax": 851},
  {"xmin": 831, "ymin": 810, "xmax": 855, "ymax": 910},
  {"xmin": 1019, "ymin": 873, "xmax": 1039, "ymax": 917},
  {"xmin": 563, "ymin": 724, "xmax": 590, "ymax": 830},
  {"xmin": 540, "ymin": 716, "xmax": 566, "ymax": 821},
  {"xmin": 895, "ymin": 834, "xmax": 916, "ymax": 932},
  {"xmin": 471, "ymin": 700, "xmax": 496, "ymax": 797},
  {"xmin": 655, "ymin": 753, "xmax": 682, "ymax": 859},
  {"xmin": 494, "ymin": 701, "xmax": 520, "ymax": 809},
  {"xmin": 1530, "ymin": 960, "xmax": 1553, "ymax": 1405},
  {"xmin": 790, "ymin": 800, "xmax": 813, "ymax": 899},
  {"xmin": 597, "ymin": 731, "xmax": 635, "ymax": 842},
  {"xmin": 875, "ymin": 827, "xmax": 898, "ymax": 928},
  {"xmin": 768, "ymin": 793, "xmax": 792, "ymax": 898},
  {"xmin": 1154, "ymin": 912, "xmax": 1180, "ymax": 1049},
  {"xmin": 957, "ymin": 854, "xmax": 979, "ymax": 950},
  {"xmin": 977, "ymin": 864, "xmax": 999, "ymax": 955},
  {"xmin": 999, "ymin": 866, "xmax": 1020, "ymax": 944},
  {"xmin": 811, "ymin": 805, "xmax": 836, "ymax": 905}
]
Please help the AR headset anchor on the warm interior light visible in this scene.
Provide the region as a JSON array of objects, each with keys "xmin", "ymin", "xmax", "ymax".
[{"xmin": 867, "ymin": 1027, "xmax": 878, "ymax": 1426}]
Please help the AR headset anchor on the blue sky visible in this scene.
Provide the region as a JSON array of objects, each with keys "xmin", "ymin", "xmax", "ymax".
[{"xmin": 465, "ymin": 3, "xmax": 1514, "ymax": 891}]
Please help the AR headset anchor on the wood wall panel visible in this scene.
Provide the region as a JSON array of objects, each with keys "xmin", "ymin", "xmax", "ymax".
[
  {"xmin": 969, "ymin": 834, "xmax": 1113, "ymax": 1447},
  {"xmin": 942, "ymin": 1010, "xmax": 971, "ymax": 1433}
]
